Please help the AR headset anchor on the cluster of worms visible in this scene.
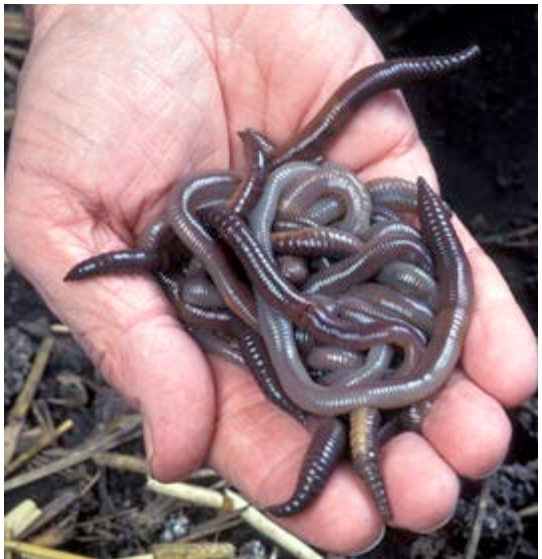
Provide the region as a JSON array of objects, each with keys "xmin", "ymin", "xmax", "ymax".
[{"xmin": 66, "ymin": 46, "xmax": 479, "ymax": 521}]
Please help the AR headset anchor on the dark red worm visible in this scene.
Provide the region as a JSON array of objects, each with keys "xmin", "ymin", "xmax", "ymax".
[
  {"xmin": 271, "ymin": 46, "xmax": 480, "ymax": 166},
  {"xmin": 64, "ymin": 249, "xmax": 160, "ymax": 281},
  {"xmin": 266, "ymin": 417, "xmax": 346, "ymax": 517}
]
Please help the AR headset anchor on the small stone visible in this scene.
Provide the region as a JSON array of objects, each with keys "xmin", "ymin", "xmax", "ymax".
[
  {"xmin": 158, "ymin": 513, "xmax": 191, "ymax": 543},
  {"xmin": 237, "ymin": 539, "xmax": 267, "ymax": 559}
]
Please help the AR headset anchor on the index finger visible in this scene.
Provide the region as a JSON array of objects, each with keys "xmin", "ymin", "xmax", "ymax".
[
  {"xmin": 357, "ymin": 134, "xmax": 536, "ymax": 408},
  {"xmin": 454, "ymin": 218, "xmax": 537, "ymax": 406}
]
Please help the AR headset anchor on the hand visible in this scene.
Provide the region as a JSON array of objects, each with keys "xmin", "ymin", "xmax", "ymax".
[{"xmin": 6, "ymin": 6, "xmax": 536, "ymax": 554}]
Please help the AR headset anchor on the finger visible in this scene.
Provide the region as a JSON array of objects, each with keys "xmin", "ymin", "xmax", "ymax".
[
  {"xmin": 208, "ymin": 357, "xmax": 383, "ymax": 555},
  {"xmin": 75, "ymin": 279, "xmax": 217, "ymax": 481},
  {"xmin": 382, "ymin": 432, "xmax": 459, "ymax": 532},
  {"xmin": 7, "ymin": 212, "xmax": 217, "ymax": 480},
  {"xmin": 106, "ymin": 308, "xmax": 216, "ymax": 482},
  {"xmin": 454, "ymin": 218, "xmax": 537, "ymax": 407},
  {"xmin": 208, "ymin": 357, "xmax": 462, "ymax": 551},
  {"xmin": 358, "ymin": 149, "xmax": 536, "ymax": 406},
  {"xmin": 69, "ymin": 277, "xmax": 217, "ymax": 481},
  {"xmin": 422, "ymin": 372, "xmax": 512, "ymax": 479}
]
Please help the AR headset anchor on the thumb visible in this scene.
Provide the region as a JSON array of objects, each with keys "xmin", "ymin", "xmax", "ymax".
[
  {"xmin": 94, "ymin": 302, "xmax": 217, "ymax": 481},
  {"xmin": 62, "ymin": 274, "xmax": 218, "ymax": 481},
  {"xmin": 6, "ymin": 198, "xmax": 216, "ymax": 480}
]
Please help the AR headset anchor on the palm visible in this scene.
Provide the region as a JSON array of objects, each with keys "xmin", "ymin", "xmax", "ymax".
[{"xmin": 6, "ymin": 6, "xmax": 536, "ymax": 554}]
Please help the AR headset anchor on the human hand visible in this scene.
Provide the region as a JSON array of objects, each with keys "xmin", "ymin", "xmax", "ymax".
[{"xmin": 5, "ymin": 5, "xmax": 537, "ymax": 554}]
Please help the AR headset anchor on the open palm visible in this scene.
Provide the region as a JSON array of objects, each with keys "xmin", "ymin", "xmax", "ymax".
[{"xmin": 6, "ymin": 6, "xmax": 536, "ymax": 554}]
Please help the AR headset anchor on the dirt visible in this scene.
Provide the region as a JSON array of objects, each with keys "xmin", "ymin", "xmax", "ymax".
[{"xmin": 5, "ymin": 5, "xmax": 537, "ymax": 559}]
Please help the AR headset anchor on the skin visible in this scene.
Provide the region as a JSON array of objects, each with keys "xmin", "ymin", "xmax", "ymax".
[{"xmin": 4, "ymin": 6, "xmax": 537, "ymax": 554}]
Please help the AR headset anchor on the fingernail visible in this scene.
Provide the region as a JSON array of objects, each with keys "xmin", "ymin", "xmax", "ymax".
[
  {"xmin": 473, "ymin": 460, "xmax": 505, "ymax": 480},
  {"xmin": 341, "ymin": 525, "xmax": 386, "ymax": 557},
  {"xmin": 416, "ymin": 506, "xmax": 457, "ymax": 534}
]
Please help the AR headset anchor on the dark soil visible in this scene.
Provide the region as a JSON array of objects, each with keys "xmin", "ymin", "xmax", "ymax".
[{"xmin": 5, "ymin": 5, "xmax": 537, "ymax": 559}]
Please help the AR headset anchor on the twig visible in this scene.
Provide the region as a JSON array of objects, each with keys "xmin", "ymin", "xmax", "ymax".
[
  {"xmin": 4, "ymin": 43, "xmax": 28, "ymax": 59},
  {"xmin": 147, "ymin": 479, "xmax": 324, "ymax": 559},
  {"xmin": 5, "ymin": 336, "xmax": 55, "ymax": 467},
  {"xmin": 4, "ymin": 108, "xmax": 16, "ymax": 132},
  {"xmin": 5, "ymin": 56, "xmax": 20, "ymax": 81},
  {"xmin": 5, "ymin": 414, "xmax": 142, "ymax": 492},
  {"xmin": 29, "ymin": 513, "xmax": 79, "ymax": 548},
  {"xmin": 518, "ymin": 502, "xmax": 538, "ymax": 518},
  {"xmin": 188, "ymin": 468, "xmax": 219, "ymax": 480},
  {"xmin": 4, "ymin": 29, "xmax": 31, "ymax": 41},
  {"xmin": 18, "ymin": 426, "xmax": 46, "ymax": 450},
  {"xmin": 492, "ymin": 238, "xmax": 538, "ymax": 249},
  {"xmin": 4, "ymin": 499, "xmax": 43, "ymax": 539},
  {"xmin": 224, "ymin": 489, "xmax": 324, "ymax": 559},
  {"xmin": 464, "ymin": 481, "xmax": 491, "ymax": 559},
  {"xmin": 5, "ymin": 419, "xmax": 75, "ymax": 476},
  {"xmin": 18, "ymin": 485, "xmax": 87, "ymax": 540},
  {"xmin": 178, "ymin": 512, "xmax": 243, "ymax": 543},
  {"xmin": 32, "ymin": 398, "xmax": 56, "ymax": 435},
  {"xmin": 4, "ymin": 10, "xmax": 29, "ymax": 34},
  {"xmin": 72, "ymin": 508, "xmax": 136, "ymax": 530},
  {"xmin": 93, "ymin": 451, "xmax": 148, "ymax": 474},
  {"xmin": 4, "ymin": 540, "xmax": 93, "ymax": 559},
  {"xmin": 121, "ymin": 543, "xmax": 236, "ymax": 559},
  {"xmin": 50, "ymin": 324, "xmax": 71, "ymax": 335},
  {"xmin": 147, "ymin": 479, "xmax": 225, "ymax": 510},
  {"xmin": 479, "ymin": 223, "xmax": 538, "ymax": 247},
  {"xmin": 153, "ymin": 543, "xmax": 236, "ymax": 559}
]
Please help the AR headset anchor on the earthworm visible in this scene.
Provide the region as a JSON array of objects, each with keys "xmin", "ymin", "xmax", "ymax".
[
  {"xmin": 64, "ymin": 46, "xmax": 478, "ymax": 523},
  {"xmin": 366, "ymin": 178, "xmax": 453, "ymax": 217},
  {"xmin": 235, "ymin": 324, "xmax": 309, "ymax": 424},
  {"xmin": 376, "ymin": 261, "xmax": 440, "ymax": 310},
  {"xmin": 337, "ymin": 295, "xmax": 428, "ymax": 349},
  {"xmin": 175, "ymin": 300, "xmax": 236, "ymax": 334},
  {"xmin": 345, "ymin": 284, "xmax": 435, "ymax": 335},
  {"xmin": 253, "ymin": 180, "xmax": 471, "ymax": 414},
  {"xmin": 181, "ymin": 275, "xmax": 227, "ymax": 309},
  {"xmin": 271, "ymin": 46, "xmax": 480, "ymax": 166},
  {"xmin": 302, "ymin": 230, "xmax": 432, "ymax": 296},
  {"xmin": 240, "ymin": 128, "xmax": 276, "ymax": 157},
  {"xmin": 277, "ymin": 255, "xmax": 310, "ymax": 286},
  {"xmin": 190, "ymin": 331, "xmax": 246, "ymax": 369},
  {"xmin": 227, "ymin": 129, "xmax": 269, "ymax": 216},
  {"xmin": 399, "ymin": 399, "xmax": 433, "ymax": 432},
  {"xmin": 200, "ymin": 207, "xmax": 423, "ymax": 358},
  {"xmin": 64, "ymin": 249, "xmax": 160, "ymax": 281},
  {"xmin": 271, "ymin": 226, "xmax": 364, "ymax": 258},
  {"xmin": 277, "ymin": 163, "xmax": 372, "ymax": 235},
  {"xmin": 167, "ymin": 171, "xmax": 259, "ymax": 329},
  {"xmin": 304, "ymin": 196, "xmax": 344, "ymax": 226},
  {"xmin": 266, "ymin": 417, "xmax": 346, "ymax": 516},
  {"xmin": 137, "ymin": 217, "xmax": 191, "ymax": 259},
  {"xmin": 239, "ymin": 163, "xmax": 423, "ymax": 414},
  {"xmin": 350, "ymin": 406, "xmax": 391, "ymax": 520},
  {"xmin": 366, "ymin": 177, "xmax": 420, "ymax": 213},
  {"xmin": 306, "ymin": 345, "xmax": 364, "ymax": 372},
  {"xmin": 320, "ymin": 345, "xmax": 393, "ymax": 388}
]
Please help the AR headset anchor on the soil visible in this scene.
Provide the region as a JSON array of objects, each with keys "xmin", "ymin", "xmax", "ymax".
[{"xmin": 5, "ymin": 5, "xmax": 537, "ymax": 559}]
